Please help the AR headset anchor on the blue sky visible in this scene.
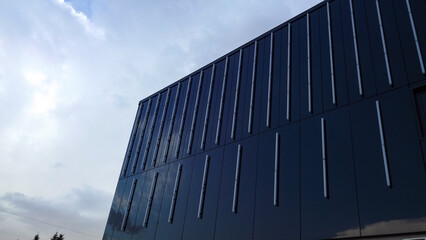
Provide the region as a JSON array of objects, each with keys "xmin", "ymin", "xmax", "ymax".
[{"xmin": 0, "ymin": 0, "xmax": 320, "ymax": 239}]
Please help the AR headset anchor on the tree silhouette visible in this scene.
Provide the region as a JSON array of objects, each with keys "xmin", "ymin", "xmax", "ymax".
[
  {"xmin": 50, "ymin": 232, "xmax": 58, "ymax": 240},
  {"xmin": 33, "ymin": 234, "xmax": 40, "ymax": 240}
]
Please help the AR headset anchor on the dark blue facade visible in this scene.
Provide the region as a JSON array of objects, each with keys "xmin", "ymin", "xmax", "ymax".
[{"xmin": 103, "ymin": 0, "xmax": 426, "ymax": 239}]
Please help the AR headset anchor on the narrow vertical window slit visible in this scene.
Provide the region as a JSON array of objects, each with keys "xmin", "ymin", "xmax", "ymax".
[
  {"xmin": 175, "ymin": 77, "xmax": 192, "ymax": 158},
  {"xmin": 321, "ymin": 118, "xmax": 328, "ymax": 198},
  {"xmin": 143, "ymin": 172, "xmax": 159, "ymax": 228},
  {"xmin": 168, "ymin": 164, "xmax": 183, "ymax": 223},
  {"xmin": 231, "ymin": 49, "xmax": 243, "ymax": 139},
  {"xmin": 152, "ymin": 89, "xmax": 171, "ymax": 166},
  {"xmin": 232, "ymin": 144, "xmax": 242, "ymax": 213},
  {"xmin": 375, "ymin": 0, "xmax": 393, "ymax": 86},
  {"xmin": 349, "ymin": 0, "xmax": 363, "ymax": 96},
  {"xmin": 215, "ymin": 57, "xmax": 229, "ymax": 144},
  {"xmin": 307, "ymin": 13, "xmax": 312, "ymax": 113},
  {"xmin": 201, "ymin": 65, "xmax": 215, "ymax": 149},
  {"xmin": 141, "ymin": 94, "xmax": 161, "ymax": 170},
  {"xmin": 267, "ymin": 33, "xmax": 274, "ymax": 127},
  {"xmin": 375, "ymin": 100, "xmax": 392, "ymax": 187},
  {"xmin": 406, "ymin": 0, "xmax": 425, "ymax": 74},
  {"xmin": 162, "ymin": 83, "xmax": 181, "ymax": 163},
  {"xmin": 274, "ymin": 132, "xmax": 279, "ymax": 206},
  {"xmin": 327, "ymin": 2, "xmax": 337, "ymax": 105},
  {"xmin": 121, "ymin": 104, "xmax": 143, "ymax": 177},
  {"xmin": 131, "ymin": 99, "xmax": 152, "ymax": 173},
  {"xmin": 121, "ymin": 178, "xmax": 138, "ymax": 231},
  {"xmin": 198, "ymin": 155, "xmax": 210, "ymax": 219},
  {"xmin": 248, "ymin": 42, "xmax": 258, "ymax": 133},
  {"xmin": 286, "ymin": 23, "xmax": 292, "ymax": 121},
  {"xmin": 187, "ymin": 71, "xmax": 204, "ymax": 154}
]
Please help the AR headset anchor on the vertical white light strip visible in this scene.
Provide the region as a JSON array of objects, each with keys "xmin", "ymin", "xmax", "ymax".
[
  {"xmin": 267, "ymin": 33, "xmax": 274, "ymax": 127},
  {"xmin": 168, "ymin": 164, "xmax": 183, "ymax": 223},
  {"xmin": 321, "ymin": 118, "xmax": 328, "ymax": 199},
  {"xmin": 143, "ymin": 172, "xmax": 159, "ymax": 228},
  {"xmin": 151, "ymin": 89, "xmax": 171, "ymax": 166},
  {"xmin": 406, "ymin": 0, "xmax": 426, "ymax": 74},
  {"xmin": 287, "ymin": 23, "xmax": 292, "ymax": 121},
  {"xmin": 248, "ymin": 41, "xmax": 258, "ymax": 134},
  {"xmin": 187, "ymin": 71, "xmax": 204, "ymax": 154},
  {"xmin": 232, "ymin": 144, "xmax": 242, "ymax": 213},
  {"xmin": 131, "ymin": 99, "xmax": 152, "ymax": 174},
  {"xmin": 349, "ymin": 0, "xmax": 363, "ymax": 96},
  {"xmin": 215, "ymin": 57, "xmax": 229, "ymax": 145},
  {"xmin": 274, "ymin": 132, "xmax": 279, "ymax": 207},
  {"xmin": 121, "ymin": 178, "xmax": 138, "ymax": 231},
  {"xmin": 121, "ymin": 104, "xmax": 143, "ymax": 177},
  {"xmin": 327, "ymin": 2, "xmax": 337, "ymax": 105},
  {"xmin": 375, "ymin": 100, "xmax": 392, "ymax": 187},
  {"xmin": 141, "ymin": 94, "xmax": 161, "ymax": 170},
  {"xmin": 162, "ymin": 84, "xmax": 181, "ymax": 163},
  {"xmin": 375, "ymin": 0, "xmax": 393, "ymax": 86},
  {"xmin": 175, "ymin": 77, "xmax": 192, "ymax": 158},
  {"xmin": 307, "ymin": 13, "xmax": 312, "ymax": 113},
  {"xmin": 198, "ymin": 155, "xmax": 210, "ymax": 219},
  {"xmin": 231, "ymin": 49, "xmax": 243, "ymax": 139},
  {"xmin": 201, "ymin": 65, "xmax": 216, "ymax": 149}
]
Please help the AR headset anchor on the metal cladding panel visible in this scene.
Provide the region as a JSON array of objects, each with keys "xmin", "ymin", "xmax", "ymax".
[
  {"xmin": 130, "ymin": 166, "xmax": 169, "ymax": 240},
  {"xmin": 253, "ymin": 125, "xmax": 300, "ymax": 240},
  {"xmin": 328, "ymin": 0, "xmax": 349, "ymax": 108},
  {"xmin": 279, "ymin": 26, "xmax": 291, "ymax": 125},
  {"xmin": 104, "ymin": 0, "xmax": 426, "ymax": 239},
  {"xmin": 352, "ymin": 0, "xmax": 377, "ymax": 98},
  {"xmin": 351, "ymin": 88, "xmax": 426, "ymax": 236},
  {"xmin": 258, "ymin": 34, "xmax": 272, "ymax": 134},
  {"xmin": 392, "ymin": 0, "xmax": 425, "ymax": 83},
  {"xmin": 181, "ymin": 148, "xmax": 224, "ymax": 240},
  {"xmin": 192, "ymin": 66, "xmax": 212, "ymax": 155},
  {"xmin": 177, "ymin": 73, "xmax": 201, "ymax": 159},
  {"xmin": 103, "ymin": 179, "xmax": 128, "ymax": 240},
  {"xmin": 310, "ymin": 10, "xmax": 324, "ymax": 116},
  {"xmin": 214, "ymin": 136, "xmax": 259, "ymax": 240},
  {"xmin": 204, "ymin": 59, "xmax": 225, "ymax": 151},
  {"xmin": 168, "ymin": 79, "xmax": 189, "ymax": 163},
  {"xmin": 155, "ymin": 158, "xmax": 194, "ymax": 240},
  {"xmin": 300, "ymin": 110, "xmax": 359, "ymax": 239}
]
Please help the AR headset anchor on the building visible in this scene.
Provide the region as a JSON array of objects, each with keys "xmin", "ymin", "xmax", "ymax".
[{"xmin": 103, "ymin": 0, "xmax": 426, "ymax": 239}]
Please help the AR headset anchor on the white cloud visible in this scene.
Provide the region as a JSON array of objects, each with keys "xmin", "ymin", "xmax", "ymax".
[{"xmin": 0, "ymin": 0, "xmax": 321, "ymax": 239}]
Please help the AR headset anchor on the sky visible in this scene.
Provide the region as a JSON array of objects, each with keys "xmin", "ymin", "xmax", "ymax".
[{"xmin": 0, "ymin": 0, "xmax": 320, "ymax": 239}]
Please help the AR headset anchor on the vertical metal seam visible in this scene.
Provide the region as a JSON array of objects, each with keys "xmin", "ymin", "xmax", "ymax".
[
  {"xmin": 201, "ymin": 65, "xmax": 216, "ymax": 149},
  {"xmin": 131, "ymin": 99, "xmax": 152, "ymax": 173},
  {"xmin": 151, "ymin": 89, "xmax": 171, "ymax": 166},
  {"xmin": 175, "ymin": 77, "xmax": 192, "ymax": 158},
  {"xmin": 327, "ymin": 2, "xmax": 337, "ymax": 105},
  {"xmin": 121, "ymin": 104, "xmax": 143, "ymax": 177},
  {"xmin": 215, "ymin": 57, "xmax": 229, "ymax": 145},
  {"xmin": 121, "ymin": 178, "xmax": 138, "ymax": 231},
  {"xmin": 168, "ymin": 164, "xmax": 183, "ymax": 223},
  {"xmin": 321, "ymin": 118, "xmax": 328, "ymax": 198},
  {"xmin": 274, "ymin": 132, "xmax": 279, "ymax": 206},
  {"xmin": 307, "ymin": 13, "xmax": 312, "ymax": 113},
  {"xmin": 375, "ymin": 0, "xmax": 393, "ymax": 86},
  {"xmin": 406, "ymin": 0, "xmax": 426, "ymax": 74},
  {"xmin": 231, "ymin": 49, "xmax": 243, "ymax": 139},
  {"xmin": 162, "ymin": 84, "xmax": 181, "ymax": 163},
  {"xmin": 375, "ymin": 100, "xmax": 392, "ymax": 187},
  {"xmin": 143, "ymin": 172, "xmax": 159, "ymax": 228},
  {"xmin": 232, "ymin": 144, "xmax": 242, "ymax": 213},
  {"xmin": 248, "ymin": 41, "xmax": 258, "ymax": 133},
  {"xmin": 198, "ymin": 155, "xmax": 210, "ymax": 219},
  {"xmin": 187, "ymin": 71, "xmax": 204, "ymax": 154},
  {"xmin": 349, "ymin": 0, "xmax": 363, "ymax": 96},
  {"xmin": 286, "ymin": 23, "xmax": 292, "ymax": 121},
  {"xmin": 267, "ymin": 33, "xmax": 274, "ymax": 127},
  {"xmin": 141, "ymin": 94, "xmax": 161, "ymax": 170}
]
